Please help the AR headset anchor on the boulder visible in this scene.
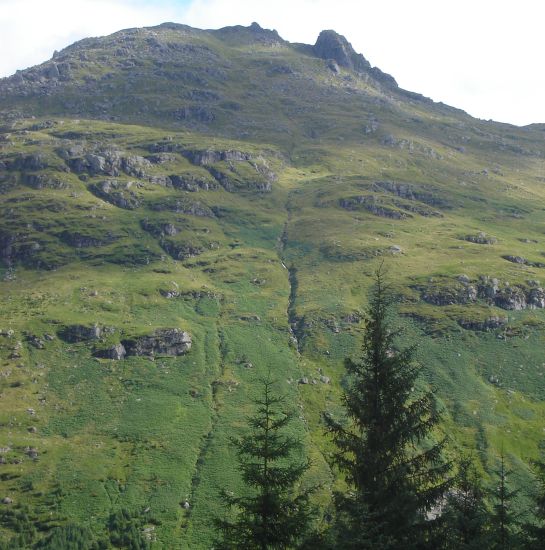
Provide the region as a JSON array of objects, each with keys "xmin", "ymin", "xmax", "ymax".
[{"xmin": 123, "ymin": 329, "xmax": 191, "ymax": 357}]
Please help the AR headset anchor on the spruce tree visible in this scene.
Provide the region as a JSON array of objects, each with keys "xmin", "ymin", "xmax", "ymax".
[
  {"xmin": 439, "ymin": 456, "xmax": 490, "ymax": 549},
  {"xmin": 490, "ymin": 452, "xmax": 519, "ymax": 549},
  {"xmin": 216, "ymin": 378, "xmax": 313, "ymax": 549},
  {"xmin": 326, "ymin": 265, "xmax": 452, "ymax": 549},
  {"xmin": 526, "ymin": 448, "xmax": 545, "ymax": 549}
]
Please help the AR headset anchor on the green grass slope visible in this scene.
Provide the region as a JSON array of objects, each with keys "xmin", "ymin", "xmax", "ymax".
[{"xmin": 0, "ymin": 22, "xmax": 545, "ymax": 547}]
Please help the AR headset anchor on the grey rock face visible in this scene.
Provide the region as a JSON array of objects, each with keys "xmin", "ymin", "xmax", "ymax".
[
  {"xmin": 89, "ymin": 180, "xmax": 141, "ymax": 210},
  {"xmin": 314, "ymin": 30, "xmax": 371, "ymax": 71},
  {"xmin": 528, "ymin": 287, "xmax": 545, "ymax": 308},
  {"xmin": 477, "ymin": 276, "xmax": 500, "ymax": 300},
  {"xmin": 22, "ymin": 173, "xmax": 69, "ymax": 190},
  {"xmin": 340, "ymin": 196, "xmax": 408, "ymax": 219},
  {"xmin": 122, "ymin": 328, "xmax": 191, "ymax": 357},
  {"xmin": 65, "ymin": 149, "xmax": 150, "ymax": 178},
  {"xmin": 422, "ymin": 283, "xmax": 477, "ymax": 306},
  {"xmin": 58, "ymin": 324, "xmax": 101, "ymax": 343},
  {"xmin": 170, "ymin": 173, "xmax": 218, "ymax": 192},
  {"xmin": 94, "ymin": 343, "xmax": 126, "ymax": 360},
  {"xmin": 182, "ymin": 149, "xmax": 251, "ymax": 166},
  {"xmin": 458, "ymin": 316, "xmax": 508, "ymax": 331},
  {"xmin": 494, "ymin": 287, "xmax": 527, "ymax": 310}
]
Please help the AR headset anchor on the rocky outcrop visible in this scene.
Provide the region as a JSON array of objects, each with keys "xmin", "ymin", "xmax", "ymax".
[
  {"xmin": 173, "ymin": 106, "xmax": 216, "ymax": 123},
  {"xmin": 207, "ymin": 166, "xmax": 272, "ymax": 193},
  {"xmin": 159, "ymin": 240, "xmax": 205, "ymax": 261},
  {"xmin": 503, "ymin": 255, "xmax": 545, "ymax": 268},
  {"xmin": 122, "ymin": 328, "xmax": 191, "ymax": 357},
  {"xmin": 58, "ymin": 230, "xmax": 115, "ymax": 248},
  {"xmin": 373, "ymin": 181, "xmax": 451, "ymax": 209},
  {"xmin": 314, "ymin": 30, "xmax": 371, "ymax": 72},
  {"xmin": 89, "ymin": 180, "xmax": 141, "ymax": 209},
  {"xmin": 528, "ymin": 287, "xmax": 545, "ymax": 308},
  {"xmin": 58, "ymin": 324, "xmax": 101, "ymax": 343},
  {"xmin": 184, "ymin": 149, "xmax": 249, "ymax": 165},
  {"xmin": 494, "ymin": 286, "xmax": 527, "ymax": 310},
  {"xmin": 464, "ymin": 232, "xmax": 497, "ymax": 245},
  {"xmin": 339, "ymin": 196, "xmax": 408, "ymax": 219},
  {"xmin": 59, "ymin": 148, "xmax": 151, "ymax": 178},
  {"xmin": 169, "ymin": 173, "xmax": 219, "ymax": 192},
  {"xmin": 22, "ymin": 174, "xmax": 70, "ymax": 190},
  {"xmin": 422, "ymin": 282, "xmax": 477, "ymax": 306},
  {"xmin": 313, "ymin": 30, "xmax": 397, "ymax": 86},
  {"xmin": 420, "ymin": 275, "xmax": 545, "ymax": 312},
  {"xmin": 458, "ymin": 316, "xmax": 507, "ymax": 331},
  {"xmin": 140, "ymin": 220, "xmax": 178, "ymax": 238},
  {"xmin": 6, "ymin": 153, "xmax": 50, "ymax": 171},
  {"xmin": 93, "ymin": 343, "xmax": 126, "ymax": 360},
  {"xmin": 148, "ymin": 198, "xmax": 214, "ymax": 217}
]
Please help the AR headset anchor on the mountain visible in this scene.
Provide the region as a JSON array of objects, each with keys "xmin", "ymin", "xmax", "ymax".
[{"xmin": 1, "ymin": 21, "xmax": 545, "ymax": 547}]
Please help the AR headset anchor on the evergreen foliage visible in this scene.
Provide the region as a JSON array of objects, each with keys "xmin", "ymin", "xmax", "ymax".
[
  {"xmin": 33, "ymin": 523, "xmax": 102, "ymax": 550},
  {"xmin": 107, "ymin": 509, "xmax": 150, "ymax": 549},
  {"xmin": 326, "ymin": 265, "xmax": 453, "ymax": 548},
  {"xmin": 490, "ymin": 452, "xmax": 520, "ymax": 549},
  {"xmin": 525, "ymin": 448, "xmax": 545, "ymax": 549},
  {"xmin": 216, "ymin": 378, "xmax": 313, "ymax": 549},
  {"xmin": 439, "ymin": 456, "xmax": 490, "ymax": 549}
]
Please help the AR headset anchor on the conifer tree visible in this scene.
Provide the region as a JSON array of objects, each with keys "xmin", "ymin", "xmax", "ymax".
[
  {"xmin": 490, "ymin": 451, "xmax": 519, "ymax": 549},
  {"xmin": 525, "ymin": 448, "xmax": 545, "ymax": 549},
  {"xmin": 439, "ymin": 456, "xmax": 490, "ymax": 549},
  {"xmin": 326, "ymin": 265, "xmax": 452, "ymax": 549},
  {"xmin": 216, "ymin": 378, "xmax": 313, "ymax": 549}
]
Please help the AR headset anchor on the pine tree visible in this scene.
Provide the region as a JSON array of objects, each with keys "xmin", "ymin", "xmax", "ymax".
[
  {"xmin": 490, "ymin": 452, "xmax": 519, "ymax": 549},
  {"xmin": 439, "ymin": 456, "xmax": 490, "ymax": 549},
  {"xmin": 326, "ymin": 265, "xmax": 452, "ymax": 549},
  {"xmin": 216, "ymin": 378, "xmax": 313, "ymax": 549}
]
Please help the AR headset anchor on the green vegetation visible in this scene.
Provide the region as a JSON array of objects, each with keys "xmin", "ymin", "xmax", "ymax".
[
  {"xmin": 0, "ymin": 20, "xmax": 545, "ymax": 547},
  {"xmin": 215, "ymin": 378, "xmax": 313, "ymax": 549},
  {"xmin": 326, "ymin": 267, "xmax": 452, "ymax": 548}
]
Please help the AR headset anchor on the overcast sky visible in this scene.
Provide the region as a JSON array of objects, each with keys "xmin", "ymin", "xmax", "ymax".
[{"xmin": 1, "ymin": 0, "xmax": 544, "ymax": 126}]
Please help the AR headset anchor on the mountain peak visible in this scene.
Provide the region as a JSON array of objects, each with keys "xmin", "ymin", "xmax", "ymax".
[
  {"xmin": 314, "ymin": 29, "xmax": 370, "ymax": 71},
  {"xmin": 313, "ymin": 29, "xmax": 397, "ymax": 87}
]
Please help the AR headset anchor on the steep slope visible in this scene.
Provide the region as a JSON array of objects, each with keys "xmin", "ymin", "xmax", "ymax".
[{"xmin": 1, "ymin": 22, "xmax": 545, "ymax": 548}]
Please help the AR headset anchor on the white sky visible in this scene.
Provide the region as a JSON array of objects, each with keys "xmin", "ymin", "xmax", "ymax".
[{"xmin": 1, "ymin": 0, "xmax": 544, "ymax": 126}]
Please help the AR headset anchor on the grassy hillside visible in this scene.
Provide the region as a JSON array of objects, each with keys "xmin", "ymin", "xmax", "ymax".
[{"xmin": 1, "ymin": 22, "xmax": 545, "ymax": 548}]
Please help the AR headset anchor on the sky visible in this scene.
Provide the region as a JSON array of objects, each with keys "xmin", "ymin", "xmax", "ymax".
[{"xmin": 1, "ymin": 0, "xmax": 544, "ymax": 126}]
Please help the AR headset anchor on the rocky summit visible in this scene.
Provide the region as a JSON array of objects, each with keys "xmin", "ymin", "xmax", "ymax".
[{"xmin": 1, "ymin": 21, "xmax": 545, "ymax": 548}]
